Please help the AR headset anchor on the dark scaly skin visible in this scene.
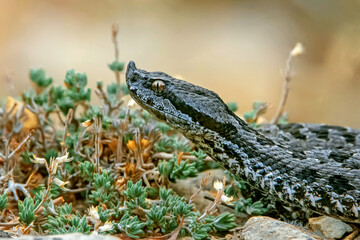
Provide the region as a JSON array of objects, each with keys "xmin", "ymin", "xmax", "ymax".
[{"xmin": 126, "ymin": 61, "xmax": 360, "ymax": 223}]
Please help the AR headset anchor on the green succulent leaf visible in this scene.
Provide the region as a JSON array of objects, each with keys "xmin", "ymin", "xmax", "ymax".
[
  {"xmin": 108, "ymin": 61, "xmax": 125, "ymax": 72},
  {"xmin": 118, "ymin": 213, "xmax": 146, "ymax": 238},
  {"xmin": 30, "ymin": 68, "xmax": 53, "ymax": 88},
  {"xmin": 0, "ymin": 193, "xmax": 8, "ymax": 211},
  {"xmin": 211, "ymin": 212, "xmax": 237, "ymax": 231},
  {"xmin": 18, "ymin": 196, "xmax": 36, "ymax": 225},
  {"xmin": 79, "ymin": 161, "xmax": 95, "ymax": 181},
  {"xmin": 227, "ymin": 102, "xmax": 238, "ymax": 112},
  {"xmin": 234, "ymin": 197, "xmax": 268, "ymax": 215}
]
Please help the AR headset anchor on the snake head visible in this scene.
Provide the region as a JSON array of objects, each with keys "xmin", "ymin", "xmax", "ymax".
[
  {"xmin": 126, "ymin": 61, "xmax": 240, "ymax": 137},
  {"xmin": 126, "ymin": 61, "xmax": 180, "ymax": 123}
]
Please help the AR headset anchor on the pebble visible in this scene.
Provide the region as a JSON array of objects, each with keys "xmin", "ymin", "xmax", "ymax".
[
  {"xmin": 309, "ymin": 216, "xmax": 353, "ymax": 239},
  {"xmin": 237, "ymin": 216, "xmax": 318, "ymax": 240}
]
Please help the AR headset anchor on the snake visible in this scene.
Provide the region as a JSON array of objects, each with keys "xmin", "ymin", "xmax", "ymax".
[{"xmin": 125, "ymin": 61, "xmax": 360, "ymax": 223}]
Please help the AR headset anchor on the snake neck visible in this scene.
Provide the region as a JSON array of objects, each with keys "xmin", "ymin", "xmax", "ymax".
[{"xmin": 181, "ymin": 111, "xmax": 293, "ymax": 170}]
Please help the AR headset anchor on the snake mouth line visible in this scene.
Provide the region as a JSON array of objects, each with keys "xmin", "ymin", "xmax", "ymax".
[{"xmin": 130, "ymin": 92, "xmax": 194, "ymax": 126}]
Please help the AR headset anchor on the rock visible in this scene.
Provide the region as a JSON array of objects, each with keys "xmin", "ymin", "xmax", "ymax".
[
  {"xmin": 238, "ymin": 216, "xmax": 318, "ymax": 240},
  {"xmin": 309, "ymin": 216, "xmax": 352, "ymax": 239},
  {"xmin": 0, "ymin": 233, "xmax": 120, "ymax": 240}
]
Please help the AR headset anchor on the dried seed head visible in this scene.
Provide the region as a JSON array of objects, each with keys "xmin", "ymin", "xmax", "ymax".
[
  {"xmin": 98, "ymin": 221, "xmax": 113, "ymax": 232},
  {"xmin": 55, "ymin": 152, "xmax": 72, "ymax": 163},
  {"xmin": 31, "ymin": 155, "xmax": 47, "ymax": 164},
  {"xmin": 53, "ymin": 177, "xmax": 70, "ymax": 190},
  {"xmin": 87, "ymin": 206, "xmax": 100, "ymax": 224},
  {"xmin": 290, "ymin": 42, "xmax": 305, "ymax": 57},
  {"xmin": 221, "ymin": 195, "xmax": 233, "ymax": 204},
  {"xmin": 214, "ymin": 180, "xmax": 224, "ymax": 191}
]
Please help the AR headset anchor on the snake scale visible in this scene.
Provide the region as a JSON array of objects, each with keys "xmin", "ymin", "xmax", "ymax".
[{"xmin": 125, "ymin": 61, "xmax": 360, "ymax": 223}]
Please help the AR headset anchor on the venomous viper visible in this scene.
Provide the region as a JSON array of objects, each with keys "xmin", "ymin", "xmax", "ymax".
[{"xmin": 126, "ymin": 61, "xmax": 360, "ymax": 223}]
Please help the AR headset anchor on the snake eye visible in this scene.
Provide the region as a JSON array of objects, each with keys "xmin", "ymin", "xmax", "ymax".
[{"xmin": 152, "ymin": 80, "xmax": 166, "ymax": 93}]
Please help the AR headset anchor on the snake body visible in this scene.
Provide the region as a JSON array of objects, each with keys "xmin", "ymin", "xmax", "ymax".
[{"xmin": 126, "ymin": 61, "xmax": 360, "ymax": 223}]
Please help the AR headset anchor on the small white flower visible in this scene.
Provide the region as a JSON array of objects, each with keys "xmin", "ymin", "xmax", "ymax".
[
  {"xmin": 31, "ymin": 155, "xmax": 46, "ymax": 164},
  {"xmin": 50, "ymin": 158, "xmax": 59, "ymax": 175},
  {"xmin": 213, "ymin": 180, "xmax": 224, "ymax": 191},
  {"xmin": 98, "ymin": 221, "xmax": 113, "ymax": 232},
  {"xmin": 53, "ymin": 177, "xmax": 70, "ymax": 190},
  {"xmin": 221, "ymin": 195, "xmax": 233, "ymax": 204},
  {"xmin": 55, "ymin": 152, "xmax": 72, "ymax": 163},
  {"xmin": 87, "ymin": 206, "xmax": 100, "ymax": 223},
  {"xmin": 290, "ymin": 42, "xmax": 305, "ymax": 57}
]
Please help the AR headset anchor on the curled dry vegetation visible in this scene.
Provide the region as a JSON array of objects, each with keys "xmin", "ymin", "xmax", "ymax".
[{"xmin": 0, "ymin": 25, "xmax": 303, "ymax": 239}]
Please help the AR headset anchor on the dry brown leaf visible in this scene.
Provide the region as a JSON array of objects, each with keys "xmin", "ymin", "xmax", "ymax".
[
  {"xmin": 106, "ymin": 137, "xmax": 118, "ymax": 153},
  {"xmin": 26, "ymin": 172, "xmax": 44, "ymax": 189},
  {"xmin": 5, "ymin": 97, "xmax": 39, "ymax": 131}
]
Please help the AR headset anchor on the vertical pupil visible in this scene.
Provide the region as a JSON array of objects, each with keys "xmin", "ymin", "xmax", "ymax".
[{"xmin": 152, "ymin": 81, "xmax": 164, "ymax": 92}]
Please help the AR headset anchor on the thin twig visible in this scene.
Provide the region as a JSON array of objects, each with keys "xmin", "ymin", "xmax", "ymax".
[
  {"xmin": 33, "ymin": 170, "xmax": 52, "ymax": 214},
  {"xmin": 38, "ymin": 127, "xmax": 47, "ymax": 151},
  {"xmin": 116, "ymin": 134, "xmax": 123, "ymax": 163},
  {"xmin": 61, "ymin": 108, "xmax": 73, "ymax": 154},
  {"xmin": 116, "ymin": 109, "xmax": 129, "ymax": 163},
  {"xmin": 95, "ymin": 83, "xmax": 124, "ymax": 116},
  {"xmin": 7, "ymin": 130, "xmax": 34, "ymax": 160},
  {"xmin": 22, "ymin": 221, "xmax": 34, "ymax": 234},
  {"xmin": 0, "ymin": 222, "xmax": 19, "ymax": 226},
  {"xmin": 95, "ymin": 83, "xmax": 113, "ymax": 113},
  {"xmin": 66, "ymin": 186, "xmax": 91, "ymax": 193},
  {"xmin": 111, "ymin": 23, "xmax": 121, "ymax": 87},
  {"xmin": 94, "ymin": 116, "xmax": 102, "ymax": 173},
  {"xmin": 271, "ymin": 55, "xmax": 293, "ymax": 124},
  {"xmin": 6, "ymin": 102, "xmax": 18, "ymax": 118},
  {"xmin": 135, "ymin": 129, "xmax": 154, "ymax": 170},
  {"xmin": 6, "ymin": 179, "xmax": 31, "ymax": 201},
  {"xmin": 198, "ymin": 177, "xmax": 225, "ymax": 221},
  {"xmin": 189, "ymin": 173, "xmax": 211, "ymax": 204},
  {"xmin": 271, "ymin": 43, "xmax": 304, "ymax": 124},
  {"xmin": 35, "ymin": 196, "xmax": 64, "ymax": 215}
]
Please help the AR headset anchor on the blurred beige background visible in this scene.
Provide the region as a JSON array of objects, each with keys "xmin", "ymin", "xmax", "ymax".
[{"xmin": 1, "ymin": 0, "xmax": 360, "ymax": 127}]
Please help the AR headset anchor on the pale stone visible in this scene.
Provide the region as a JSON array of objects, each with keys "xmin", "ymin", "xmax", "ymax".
[
  {"xmin": 309, "ymin": 216, "xmax": 352, "ymax": 239},
  {"xmin": 238, "ymin": 216, "xmax": 317, "ymax": 240}
]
